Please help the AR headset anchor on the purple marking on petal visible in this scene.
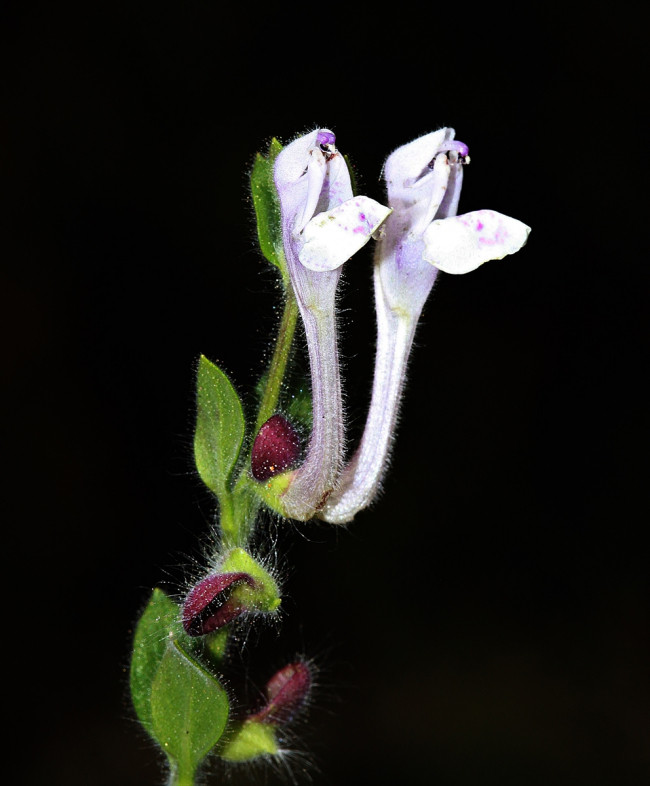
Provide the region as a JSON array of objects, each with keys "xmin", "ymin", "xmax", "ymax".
[
  {"xmin": 182, "ymin": 572, "xmax": 257, "ymax": 636},
  {"xmin": 476, "ymin": 220, "xmax": 484, "ymax": 231},
  {"xmin": 317, "ymin": 130, "xmax": 336, "ymax": 147},
  {"xmin": 477, "ymin": 221, "xmax": 507, "ymax": 246}
]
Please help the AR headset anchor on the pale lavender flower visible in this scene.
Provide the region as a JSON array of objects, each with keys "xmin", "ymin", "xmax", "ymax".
[
  {"xmin": 271, "ymin": 129, "xmax": 390, "ymax": 520},
  {"xmin": 320, "ymin": 129, "xmax": 530, "ymax": 523}
]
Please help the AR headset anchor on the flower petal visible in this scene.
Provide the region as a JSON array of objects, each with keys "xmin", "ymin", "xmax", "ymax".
[
  {"xmin": 384, "ymin": 128, "xmax": 453, "ymax": 200},
  {"xmin": 410, "ymin": 152, "xmax": 451, "ymax": 235},
  {"xmin": 422, "ymin": 210, "xmax": 531, "ymax": 274},
  {"xmin": 295, "ymin": 149, "xmax": 327, "ymax": 232},
  {"xmin": 298, "ymin": 197, "xmax": 392, "ymax": 272},
  {"xmin": 274, "ymin": 129, "xmax": 321, "ymax": 184}
]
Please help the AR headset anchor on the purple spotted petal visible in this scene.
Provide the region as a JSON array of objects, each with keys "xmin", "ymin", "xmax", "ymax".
[
  {"xmin": 298, "ymin": 197, "xmax": 392, "ymax": 272},
  {"xmin": 422, "ymin": 209, "xmax": 531, "ymax": 274}
]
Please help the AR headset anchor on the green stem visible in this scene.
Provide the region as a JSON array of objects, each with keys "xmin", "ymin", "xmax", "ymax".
[
  {"xmin": 218, "ymin": 491, "xmax": 236, "ymax": 544},
  {"xmin": 255, "ymin": 290, "xmax": 299, "ymax": 433},
  {"xmin": 168, "ymin": 763, "xmax": 195, "ymax": 786},
  {"xmin": 228, "ymin": 290, "xmax": 299, "ymax": 545}
]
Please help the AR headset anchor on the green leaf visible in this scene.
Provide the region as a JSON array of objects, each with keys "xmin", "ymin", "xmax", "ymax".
[
  {"xmin": 251, "ymin": 138, "xmax": 287, "ymax": 279},
  {"xmin": 130, "ymin": 589, "xmax": 222, "ymax": 735},
  {"xmin": 194, "ymin": 355, "xmax": 245, "ymax": 498},
  {"xmin": 345, "ymin": 153, "xmax": 358, "ymax": 196},
  {"xmin": 130, "ymin": 588, "xmax": 181, "ymax": 733},
  {"xmin": 151, "ymin": 640, "xmax": 229, "ymax": 782}
]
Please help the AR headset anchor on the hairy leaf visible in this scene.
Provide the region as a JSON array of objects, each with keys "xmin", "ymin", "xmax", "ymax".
[
  {"xmin": 151, "ymin": 640, "xmax": 229, "ymax": 780},
  {"xmin": 194, "ymin": 355, "xmax": 245, "ymax": 497},
  {"xmin": 251, "ymin": 138, "xmax": 286, "ymax": 278}
]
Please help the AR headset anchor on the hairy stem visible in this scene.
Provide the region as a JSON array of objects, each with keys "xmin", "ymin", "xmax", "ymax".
[
  {"xmin": 168, "ymin": 763, "xmax": 196, "ymax": 786},
  {"xmin": 230, "ymin": 289, "xmax": 299, "ymax": 544},
  {"xmin": 255, "ymin": 290, "xmax": 299, "ymax": 433}
]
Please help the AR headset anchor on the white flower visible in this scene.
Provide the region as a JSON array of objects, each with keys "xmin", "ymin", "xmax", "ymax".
[
  {"xmin": 320, "ymin": 129, "xmax": 530, "ymax": 524},
  {"xmin": 269, "ymin": 129, "xmax": 390, "ymax": 520}
]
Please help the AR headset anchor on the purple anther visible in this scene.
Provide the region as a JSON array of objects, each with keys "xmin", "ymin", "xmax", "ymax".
[
  {"xmin": 182, "ymin": 572, "xmax": 257, "ymax": 636},
  {"xmin": 251, "ymin": 414, "xmax": 301, "ymax": 481},
  {"xmin": 447, "ymin": 140, "xmax": 469, "ymax": 157},
  {"xmin": 316, "ymin": 130, "xmax": 336, "ymax": 148}
]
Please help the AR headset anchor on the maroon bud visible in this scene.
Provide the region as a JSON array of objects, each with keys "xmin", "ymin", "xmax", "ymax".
[
  {"xmin": 251, "ymin": 414, "xmax": 301, "ymax": 481},
  {"xmin": 182, "ymin": 572, "xmax": 257, "ymax": 636},
  {"xmin": 250, "ymin": 661, "xmax": 312, "ymax": 725}
]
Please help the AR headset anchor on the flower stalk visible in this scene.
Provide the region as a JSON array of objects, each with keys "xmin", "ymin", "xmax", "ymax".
[{"xmin": 254, "ymin": 290, "xmax": 300, "ymax": 434}]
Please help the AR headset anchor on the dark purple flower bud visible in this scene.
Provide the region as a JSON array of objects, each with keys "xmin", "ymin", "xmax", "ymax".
[
  {"xmin": 251, "ymin": 414, "xmax": 301, "ymax": 481},
  {"xmin": 182, "ymin": 572, "xmax": 257, "ymax": 636},
  {"xmin": 249, "ymin": 661, "xmax": 312, "ymax": 725}
]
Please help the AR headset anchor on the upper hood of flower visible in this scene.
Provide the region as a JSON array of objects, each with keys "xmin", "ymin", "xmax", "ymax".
[
  {"xmin": 274, "ymin": 129, "xmax": 351, "ymax": 232},
  {"xmin": 383, "ymin": 127, "xmax": 468, "ymax": 235},
  {"xmin": 274, "ymin": 129, "xmax": 391, "ymax": 272}
]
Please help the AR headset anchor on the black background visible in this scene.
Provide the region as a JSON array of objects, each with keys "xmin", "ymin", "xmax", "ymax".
[{"xmin": 3, "ymin": 3, "xmax": 647, "ymax": 785}]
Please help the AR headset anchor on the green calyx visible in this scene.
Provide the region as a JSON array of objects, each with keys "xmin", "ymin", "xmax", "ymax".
[
  {"xmin": 219, "ymin": 547, "xmax": 281, "ymax": 614},
  {"xmin": 218, "ymin": 719, "xmax": 279, "ymax": 762},
  {"xmin": 250, "ymin": 469, "xmax": 295, "ymax": 518}
]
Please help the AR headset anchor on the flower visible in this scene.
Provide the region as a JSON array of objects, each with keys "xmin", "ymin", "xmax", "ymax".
[
  {"xmin": 320, "ymin": 129, "xmax": 530, "ymax": 523},
  {"xmin": 265, "ymin": 129, "xmax": 391, "ymax": 521}
]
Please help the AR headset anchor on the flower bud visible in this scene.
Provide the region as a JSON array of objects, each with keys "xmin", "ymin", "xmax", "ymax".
[
  {"xmin": 249, "ymin": 660, "xmax": 312, "ymax": 725},
  {"xmin": 182, "ymin": 572, "xmax": 256, "ymax": 636},
  {"xmin": 182, "ymin": 548, "xmax": 280, "ymax": 636},
  {"xmin": 217, "ymin": 660, "xmax": 313, "ymax": 763},
  {"xmin": 251, "ymin": 414, "xmax": 301, "ymax": 481}
]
